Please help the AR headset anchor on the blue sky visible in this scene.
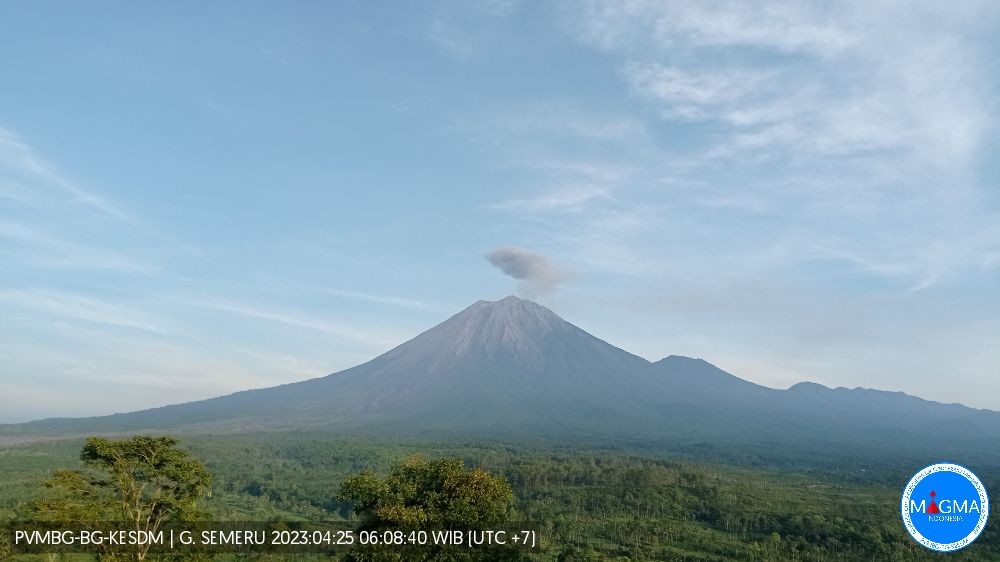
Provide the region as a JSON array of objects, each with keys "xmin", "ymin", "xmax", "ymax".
[{"xmin": 1, "ymin": 1, "xmax": 998, "ymax": 422}]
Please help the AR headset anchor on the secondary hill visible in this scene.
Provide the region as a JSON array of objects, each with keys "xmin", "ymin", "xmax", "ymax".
[{"xmin": 6, "ymin": 296, "xmax": 999, "ymax": 462}]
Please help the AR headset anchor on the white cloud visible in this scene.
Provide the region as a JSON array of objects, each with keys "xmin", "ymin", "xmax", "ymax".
[
  {"xmin": 560, "ymin": 0, "xmax": 1000, "ymax": 293},
  {"xmin": 580, "ymin": 1, "xmax": 855, "ymax": 55},
  {"xmin": 625, "ymin": 62, "xmax": 772, "ymax": 114},
  {"xmin": 579, "ymin": 2, "xmax": 995, "ymax": 175},
  {"xmin": 490, "ymin": 185, "xmax": 613, "ymax": 213}
]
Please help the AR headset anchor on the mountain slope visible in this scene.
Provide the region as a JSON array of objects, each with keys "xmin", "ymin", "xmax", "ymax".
[
  {"xmin": 13, "ymin": 296, "xmax": 654, "ymax": 435},
  {"xmin": 5, "ymin": 296, "xmax": 1000, "ymax": 461}
]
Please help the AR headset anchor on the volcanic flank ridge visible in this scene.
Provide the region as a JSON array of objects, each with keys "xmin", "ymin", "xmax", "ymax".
[{"xmin": 5, "ymin": 296, "xmax": 999, "ymax": 462}]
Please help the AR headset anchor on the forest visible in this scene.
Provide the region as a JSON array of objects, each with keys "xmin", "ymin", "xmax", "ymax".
[{"xmin": 0, "ymin": 433, "xmax": 997, "ymax": 561}]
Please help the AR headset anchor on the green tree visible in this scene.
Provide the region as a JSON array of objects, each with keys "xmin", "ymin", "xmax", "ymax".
[
  {"xmin": 339, "ymin": 455, "xmax": 519, "ymax": 561},
  {"xmin": 26, "ymin": 435, "xmax": 211, "ymax": 561},
  {"xmin": 26, "ymin": 469, "xmax": 103, "ymax": 524}
]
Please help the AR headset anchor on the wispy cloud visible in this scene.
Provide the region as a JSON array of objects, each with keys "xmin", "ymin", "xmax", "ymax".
[
  {"xmin": 581, "ymin": 2, "xmax": 995, "ymax": 172},
  {"xmin": 0, "ymin": 127, "xmax": 142, "ymax": 226},
  {"xmin": 0, "ymin": 126, "xmax": 198, "ymax": 255},
  {"xmin": 178, "ymin": 297, "xmax": 407, "ymax": 350},
  {"xmin": 625, "ymin": 62, "xmax": 774, "ymax": 120},
  {"xmin": 318, "ymin": 288, "xmax": 445, "ymax": 312},
  {"xmin": 0, "ymin": 222, "xmax": 157, "ymax": 274},
  {"xmin": 506, "ymin": 158, "xmax": 632, "ymax": 183},
  {"xmin": 0, "ymin": 289, "xmax": 166, "ymax": 333},
  {"xmin": 490, "ymin": 185, "xmax": 613, "ymax": 213},
  {"xmin": 0, "ymin": 329, "xmax": 343, "ymax": 422},
  {"xmin": 556, "ymin": 0, "xmax": 1000, "ymax": 293},
  {"xmin": 580, "ymin": 1, "xmax": 855, "ymax": 55}
]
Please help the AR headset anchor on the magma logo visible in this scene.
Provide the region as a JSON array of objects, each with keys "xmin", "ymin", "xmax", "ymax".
[{"xmin": 901, "ymin": 463, "xmax": 989, "ymax": 552}]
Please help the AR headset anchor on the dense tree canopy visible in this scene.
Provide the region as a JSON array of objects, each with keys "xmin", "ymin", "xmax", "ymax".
[
  {"xmin": 5, "ymin": 435, "xmax": 997, "ymax": 561},
  {"xmin": 26, "ymin": 435, "xmax": 211, "ymax": 560},
  {"xmin": 339, "ymin": 455, "xmax": 518, "ymax": 561},
  {"xmin": 340, "ymin": 455, "xmax": 512, "ymax": 531},
  {"xmin": 79, "ymin": 436, "xmax": 212, "ymax": 525}
]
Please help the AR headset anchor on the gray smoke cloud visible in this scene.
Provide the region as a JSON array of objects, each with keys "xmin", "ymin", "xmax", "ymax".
[{"xmin": 484, "ymin": 246, "xmax": 568, "ymax": 299}]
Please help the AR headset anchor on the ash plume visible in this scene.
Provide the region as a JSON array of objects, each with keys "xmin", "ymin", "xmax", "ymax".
[{"xmin": 484, "ymin": 246, "xmax": 568, "ymax": 299}]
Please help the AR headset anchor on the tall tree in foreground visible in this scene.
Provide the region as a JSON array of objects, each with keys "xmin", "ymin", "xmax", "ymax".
[
  {"xmin": 339, "ymin": 455, "xmax": 521, "ymax": 561},
  {"xmin": 26, "ymin": 435, "xmax": 211, "ymax": 561}
]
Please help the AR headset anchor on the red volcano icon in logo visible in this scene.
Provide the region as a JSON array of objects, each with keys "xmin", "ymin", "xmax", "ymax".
[{"xmin": 927, "ymin": 491, "xmax": 940, "ymax": 514}]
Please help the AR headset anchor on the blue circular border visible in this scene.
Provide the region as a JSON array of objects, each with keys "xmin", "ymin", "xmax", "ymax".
[{"xmin": 900, "ymin": 462, "xmax": 990, "ymax": 552}]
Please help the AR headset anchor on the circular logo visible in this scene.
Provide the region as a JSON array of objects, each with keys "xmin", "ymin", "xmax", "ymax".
[{"xmin": 901, "ymin": 463, "xmax": 989, "ymax": 552}]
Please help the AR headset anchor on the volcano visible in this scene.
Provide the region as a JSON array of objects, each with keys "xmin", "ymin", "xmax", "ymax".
[{"xmin": 6, "ymin": 296, "xmax": 1000, "ymax": 462}]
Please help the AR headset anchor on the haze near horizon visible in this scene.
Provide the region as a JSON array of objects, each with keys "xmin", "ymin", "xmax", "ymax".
[{"xmin": 1, "ymin": 1, "xmax": 998, "ymax": 422}]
